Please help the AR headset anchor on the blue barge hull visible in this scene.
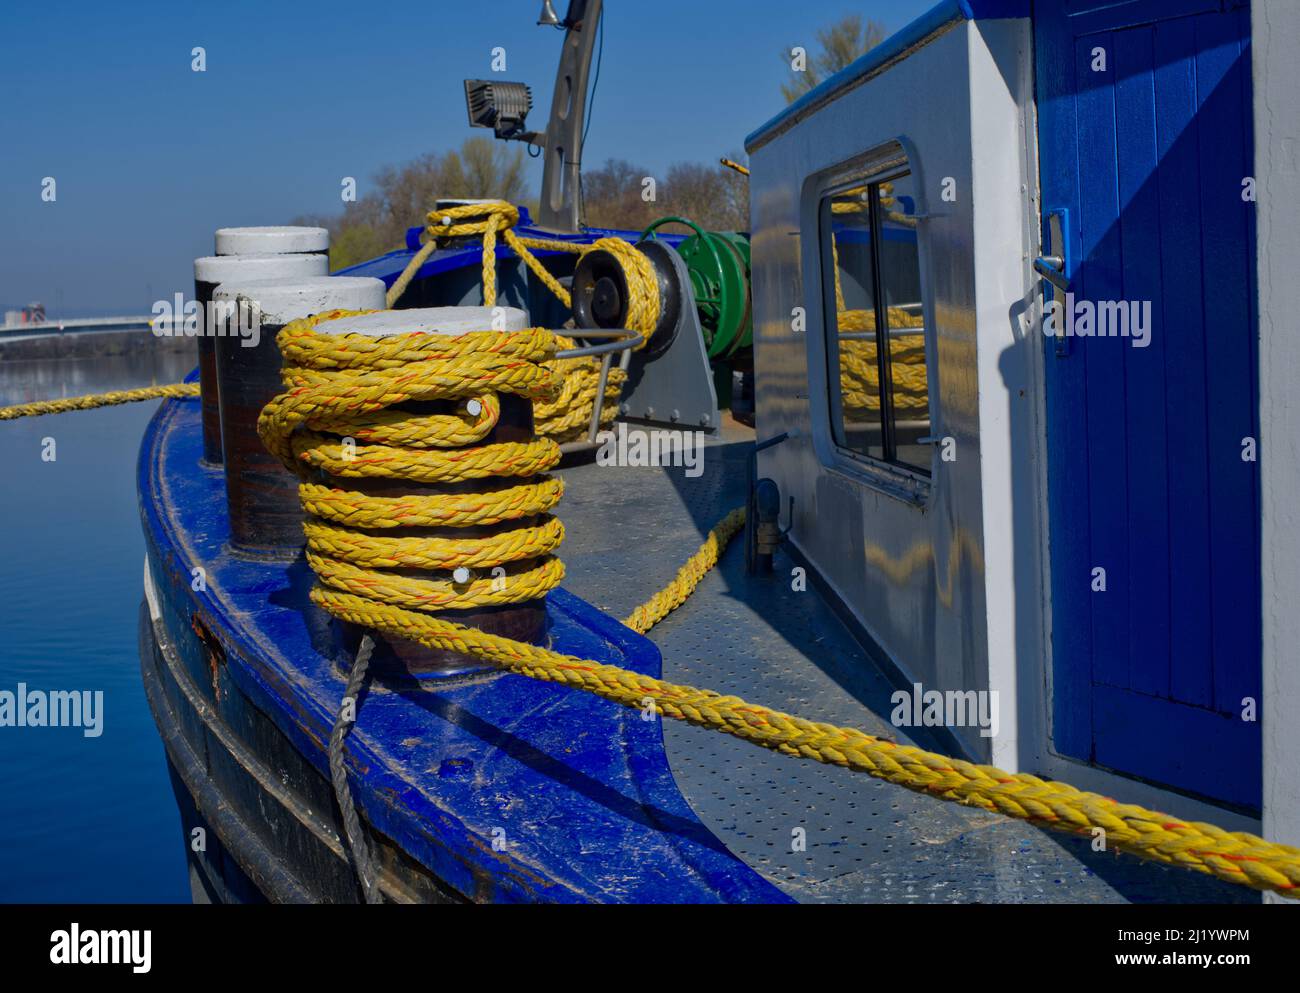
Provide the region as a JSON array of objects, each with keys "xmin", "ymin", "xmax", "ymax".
[{"xmin": 137, "ymin": 392, "xmax": 787, "ymax": 903}]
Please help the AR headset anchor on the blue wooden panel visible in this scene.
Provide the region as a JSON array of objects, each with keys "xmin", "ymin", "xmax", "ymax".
[
  {"xmin": 1153, "ymin": 15, "xmax": 1214, "ymax": 709},
  {"xmin": 1036, "ymin": 0, "xmax": 1260, "ymax": 807},
  {"xmin": 1114, "ymin": 27, "xmax": 1172, "ymax": 701},
  {"xmin": 1092, "ymin": 684, "xmax": 1258, "ymax": 808},
  {"xmin": 1075, "ymin": 30, "xmax": 1132, "ymax": 695},
  {"xmin": 1192, "ymin": 10, "xmax": 1259, "ymax": 718},
  {"xmin": 1065, "ymin": 0, "xmax": 1220, "ymax": 34}
]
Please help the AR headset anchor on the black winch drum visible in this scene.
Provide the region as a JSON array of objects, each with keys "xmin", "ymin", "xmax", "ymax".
[{"xmin": 571, "ymin": 239, "xmax": 681, "ymax": 359}]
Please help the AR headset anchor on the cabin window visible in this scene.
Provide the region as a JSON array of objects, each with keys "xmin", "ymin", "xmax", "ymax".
[{"xmin": 820, "ymin": 169, "xmax": 930, "ymax": 476}]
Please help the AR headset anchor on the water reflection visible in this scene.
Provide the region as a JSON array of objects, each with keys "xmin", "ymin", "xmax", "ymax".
[
  {"xmin": 823, "ymin": 170, "xmax": 932, "ymax": 474},
  {"xmin": 0, "ymin": 345, "xmax": 194, "ymax": 901}
]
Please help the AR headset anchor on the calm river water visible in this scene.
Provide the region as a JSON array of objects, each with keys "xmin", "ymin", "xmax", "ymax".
[{"xmin": 0, "ymin": 343, "xmax": 194, "ymax": 901}]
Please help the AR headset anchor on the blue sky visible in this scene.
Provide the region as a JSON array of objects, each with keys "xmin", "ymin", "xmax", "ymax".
[{"xmin": 0, "ymin": 0, "xmax": 935, "ymax": 314}]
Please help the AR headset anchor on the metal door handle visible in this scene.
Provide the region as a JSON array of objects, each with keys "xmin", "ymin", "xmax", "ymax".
[
  {"xmin": 1036, "ymin": 208, "xmax": 1070, "ymax": 293},
  {"xmin": 1034, "ymin": 254, "xmax": 1069, "ymax": 291},
  {"xmin": 1038, "ymin": 208, "xmax": 1071, "ymax": 356}
]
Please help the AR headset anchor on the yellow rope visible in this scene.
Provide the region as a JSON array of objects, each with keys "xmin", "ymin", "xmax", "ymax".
[
  {"xmin": 259, "ymin": 311, "xmax": 570, "ymax": 617},
  {"xmin": 836, "ymin": 308, "xmax": 929, "ymax": 416},
  {"xmin": 313, "ymin": 519, "xmax": 1300, "ymax": 899},
  {"xmin": 257, "ymin": 318, "xmax": 1300, "ymax": 900},
  {"xmin": 385, "ymin": 200, "xmax": 661, "ymax": 442},
  {"xmin": 830, "ymin": 227, "xmax": 928, "ymax": 416},
  {"xmin": 9, "ymin": 227, "xmax": 1294, "ymax": 900},
  {"xmin": 0, "ymin": 383, "xmax": 200, "ymax": 421}
]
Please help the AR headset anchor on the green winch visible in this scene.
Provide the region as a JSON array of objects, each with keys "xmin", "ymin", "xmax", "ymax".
[
  {"xmin": 641, "ymin": 217, "xmax": 752, "ymax": 360},
  {"xmin": 571, "ymin": 216, "xmax": 752, "ymax": 362}
]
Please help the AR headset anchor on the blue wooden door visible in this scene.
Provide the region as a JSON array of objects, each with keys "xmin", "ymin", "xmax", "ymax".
[{"xmin": 1034, "ymin": 0, "xmax": 1260, "ymax": 808}]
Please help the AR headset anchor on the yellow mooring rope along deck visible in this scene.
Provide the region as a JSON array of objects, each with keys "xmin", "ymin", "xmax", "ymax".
[{"xmin": 256, "ymin": 313, "xmax": 1300, "ymax": 900}]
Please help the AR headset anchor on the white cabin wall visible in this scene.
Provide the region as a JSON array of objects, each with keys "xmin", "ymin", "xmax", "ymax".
[
  {"xmin": 748, "ymin": 4, "xmax": 1275, "ymax": 834},
  {"xmin": 966, "ymin": 17, "xmax": 1038, "ymax": 772},
  {"xmin": 750, "ymin": 23, "xmax": 994, "ymax": 759},
  {"xmin": 1253, "ymin": 0, "xmax": 1300, "ymax": 899}
]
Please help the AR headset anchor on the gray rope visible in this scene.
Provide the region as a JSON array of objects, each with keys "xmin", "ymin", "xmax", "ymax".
[{"xmin": 328, "ymin": 634, "xmax": 383, "ymax": 904}]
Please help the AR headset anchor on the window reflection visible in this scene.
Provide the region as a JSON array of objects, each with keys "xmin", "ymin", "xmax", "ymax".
[{"xmin": 824, "ymin": 169, "xmax": 930, "ymax": 475}]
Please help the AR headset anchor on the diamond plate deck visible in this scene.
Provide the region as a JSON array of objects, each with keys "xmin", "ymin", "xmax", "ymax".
[{"xmin": 555, "ymin": 420, "xmax": 1256, "ymax": 904}]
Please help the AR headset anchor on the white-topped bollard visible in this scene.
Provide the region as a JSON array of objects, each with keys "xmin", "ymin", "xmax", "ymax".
[
  {"xmin": 193, "ymin": 248, "xmax": 328, "ymax": 465},
  {"xmin": 212, "ymin": 276, "xmax": 385, "ymax": 554},
  {"xmin": 215, "ymin": 225, "xmax": 329, "ymax": 258}
]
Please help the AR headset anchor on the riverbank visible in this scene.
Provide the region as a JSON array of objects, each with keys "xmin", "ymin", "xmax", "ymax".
[{"xmin": 0, "ymin": 329, "xmax": 191, "ymax": 364}]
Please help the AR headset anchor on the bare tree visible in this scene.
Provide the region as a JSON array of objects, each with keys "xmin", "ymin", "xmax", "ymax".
[
  {"xmin": 293, "ymin": 138, "xmax": 527, "ymax": 270},
  {"xmin": 581, "ymin": 159, "xmax": 660, "ymax": 232},
  {"xmin": 298, "ymin": 141, "xmax": 751, "ymax": 272},
  {"xmin": 582, "ymin": 155, "xmax": 749, "ymax": 233},
  {"xmin": 663, "ymin": 161, "xmax": 747, "ymax": 232},
  {"xmin": 781, "ymin": 14, "xmax": 886, "ymax": 104},
  {"xmin": 449, "ymin": 136, "xmax": 528, "ymax": 201}
]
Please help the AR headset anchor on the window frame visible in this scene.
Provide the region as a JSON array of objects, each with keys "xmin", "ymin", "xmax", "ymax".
[{"xmin": 814, "ymin": 150, "xmax": 936, "ymax": 500}]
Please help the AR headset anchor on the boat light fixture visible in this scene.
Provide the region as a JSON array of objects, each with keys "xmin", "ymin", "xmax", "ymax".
[{"xmin": 464, "ymin": 80, "xmax": 534, "ymax": 141}]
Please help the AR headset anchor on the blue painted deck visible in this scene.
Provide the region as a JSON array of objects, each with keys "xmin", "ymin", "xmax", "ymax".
[{"xmin": 138, "ymin": 393, "xmax": 787, "ymax": 903}]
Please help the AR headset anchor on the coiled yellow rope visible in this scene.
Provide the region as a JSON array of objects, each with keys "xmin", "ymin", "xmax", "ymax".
[
  {"xmin": 0, "ymin": 383, "xmax": 200, "ymax": 420},
  {"xmin": 257, "ymin": 315, "xmax": 1299, "ymax": 900},
  {"xmin": 836, "ymin": 307, "xmax": 929, "ymax": 416},
  {"xmin": 386, "ymin": 200, "xmax": 660, "ymax": 443},
  {"xmin": 830, "ymin": 228, "xmax": 928, "ymax": 416},
  {"xmin": 259, "ymin": 311, "xmax": 570, "ymax": 614}
]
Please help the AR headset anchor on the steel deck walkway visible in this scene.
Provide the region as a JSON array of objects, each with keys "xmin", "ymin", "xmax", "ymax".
[{"xmin": 555, "ymin": 420, "xmax": 1256, "ymax": 903}]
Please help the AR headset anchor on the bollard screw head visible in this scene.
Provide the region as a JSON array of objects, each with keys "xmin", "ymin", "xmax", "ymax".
[
  {"xmin": 453, "ymin": 566, "xmax": 471, "ymax": 584},
  {"xmin": 466, "ymin": 398, "xmax": 483, "ymax": 416}
]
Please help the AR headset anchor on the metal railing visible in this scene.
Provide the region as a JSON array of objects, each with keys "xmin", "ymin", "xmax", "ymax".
[{"xmin": 554, "ymin": 328, "xmax": 642, "ymax": 453}]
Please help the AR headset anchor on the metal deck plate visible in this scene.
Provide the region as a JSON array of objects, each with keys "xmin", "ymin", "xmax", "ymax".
[{"xmin": 555, "ymin": 421, "xmax": 1256, "ymax": 903}]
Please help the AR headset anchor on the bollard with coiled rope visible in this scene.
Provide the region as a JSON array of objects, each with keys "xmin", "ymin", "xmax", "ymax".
[{"xmin": 257, "ymin": 311, "xmax": 1300, "ymax": 900}]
